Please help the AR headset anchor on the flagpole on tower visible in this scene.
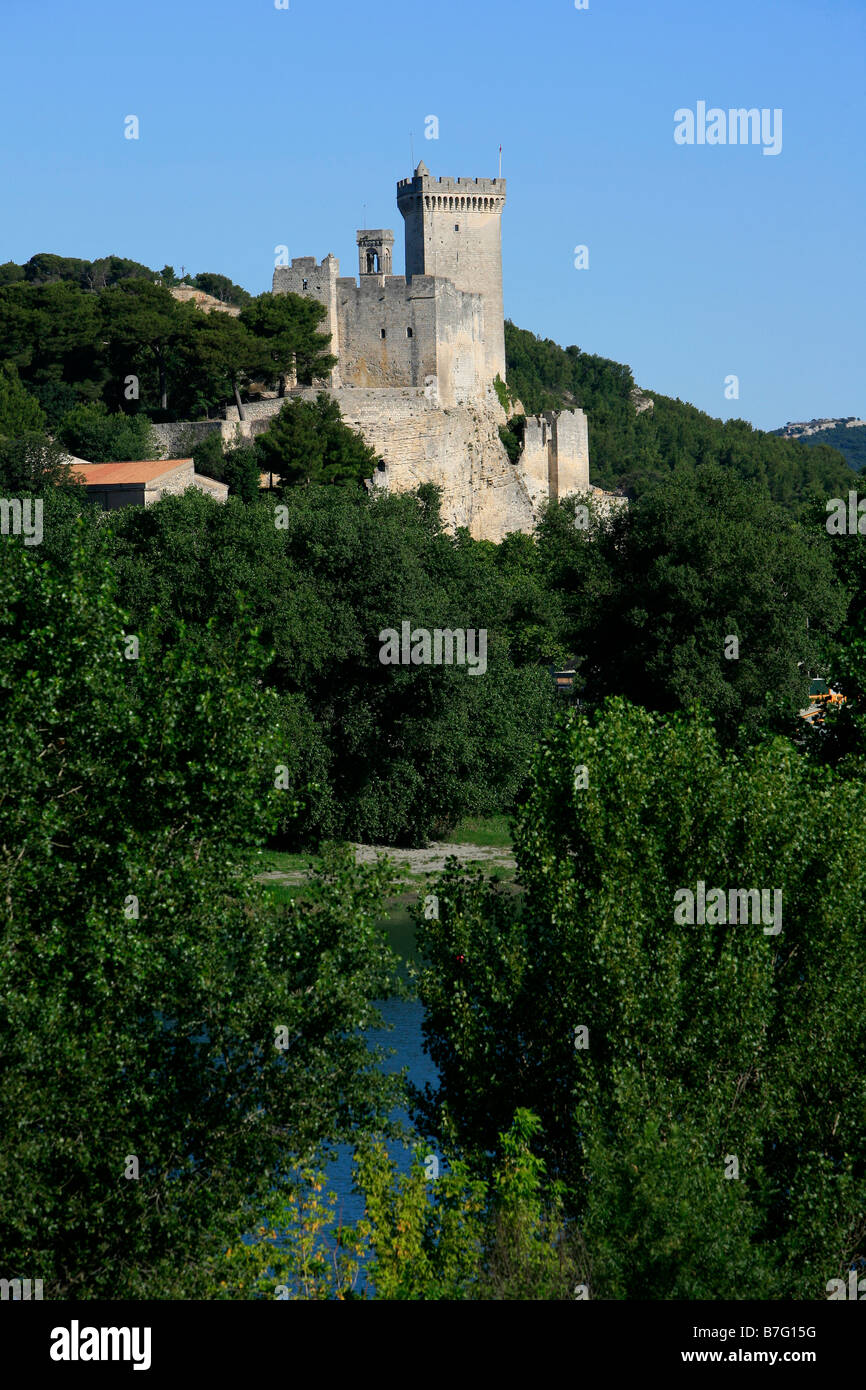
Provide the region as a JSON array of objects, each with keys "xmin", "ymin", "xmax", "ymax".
[{"xmin": 498, "ymin": 144, "xmax": 502, "ymax": 180}]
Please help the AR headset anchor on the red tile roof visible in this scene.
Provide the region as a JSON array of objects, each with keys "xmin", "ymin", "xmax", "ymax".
[{"xmin": 72, "ymin": 459, "xmax": 193, "ymax": 485}]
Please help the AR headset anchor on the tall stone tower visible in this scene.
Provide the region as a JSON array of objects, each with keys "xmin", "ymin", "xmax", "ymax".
[{"xmin": 396, "ymin": 161, "xmax": 507, "ymax": 386}]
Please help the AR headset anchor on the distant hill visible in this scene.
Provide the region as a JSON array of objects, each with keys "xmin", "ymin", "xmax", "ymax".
[
  {"xmin": 772, "ymin": 418, "xmax": 866, "ymax": 473},
  {"xmin": 0, "ymin": 254, "xmax": 251, "ymax": 306},
  {"xmin": 504, "ymin": 322, "xmax": 858, "ymax": 514}
]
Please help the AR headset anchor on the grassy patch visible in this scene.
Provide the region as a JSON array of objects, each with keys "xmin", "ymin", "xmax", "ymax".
[
  {"xmin": 261, "ymin": 881, "xmax": 303, "ymax": 906},
  {"xmin": 254, "ymin": 849, "xmax": 316, "ymax": 876},
  {"xmin": 447, "ymin": 814, "xmax": 513, "ymax": 848}
]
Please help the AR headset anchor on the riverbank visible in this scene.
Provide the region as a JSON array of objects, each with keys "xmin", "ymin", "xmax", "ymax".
[{"xmin": 254, "ymin": 815, "xmax": 517, "ymax": 891}]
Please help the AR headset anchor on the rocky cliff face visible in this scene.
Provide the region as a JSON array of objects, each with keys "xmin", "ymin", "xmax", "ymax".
[
  {"xmin": 166, "ymin": 387, "xmax": 600, "ymax": 543},
  {"xmin": 218, "ymin": 387, "xmax": 537, "ymax": 540},
  {"xmin": 316, "ymin": 387, "xmax": 537, "ymax": 540}
]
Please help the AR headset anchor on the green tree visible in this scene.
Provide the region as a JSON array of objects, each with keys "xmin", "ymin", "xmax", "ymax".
[
  {"xmin": 0, "ymin": 432, "xmax": 80, "ymax": 493},
  {"xmin": 0, "ymin": 281, "xmax": 106, "ymax": 421},
  {"xmin": 413, "ymin": 698, "xmax": 866, "ymax": 1298},
  {"xmin": 806, "ymin": 510, "xmax": 866, "ymax": 775},
  {"xmin": 101, "ymin": 278, "xmax": 187, "ymax": 412},
  {"xmin": 192, "ymin": 271, "xmax": 252, "ymax": 307},
  {"xmin": 58, "ymin": 400, "xmax": 158, "ymax": 462},
  {"xmin": 105, "ymin": 485, "xmax": 555, "ymax": 847},
  {"xmin": 22, "ymin": 252, "xmax": 92, "ymax": 286},
  {"xmin": 213, "ymin": 1109, "xmax": 585, "ymax": 1300},
  {"xmin": 257, "ymin": 392, "xmax": 379, "ymax": 488},
  {"xmin": 240, "ymin": 291, "xmax": 336, "ymax": 394},
  {"xmin": 0, "ymin": 362, "xmax": 46, "ymax": 437},
  {"xmin": 566, "ymin": 467, "xmax": 846, "ymax": 745},
  {"xmin": 179, "ymin": 311, "xmax": 266, "ymax": 420},
  {"xmin": 0, "ymin": 537, "xmax": 404, "ymax": 1298}
]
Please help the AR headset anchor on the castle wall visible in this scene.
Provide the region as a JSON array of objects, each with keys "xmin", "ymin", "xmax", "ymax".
[
  {"xmin": 272, "ymin": 255, "xmax": 340, "ymax": 385},
  {"xmin": 517, "ymin": 409, "xmax": 590, "ymax": 509},
  {"xmin": 432, "ymin": 278, "xmax": 486, "ymax": 406},
  {"xmin": 334, "ymin": 276, "xmax": 434, "ymax": 393},
  {"xmin": 322, "ymin": 273, "xmax": 486, "ymax": 407},
  {"xmin": 521, "ymin": 416, "xmax": 555, "ymax": 511},
  {"xmin": 151, "ymin": 419, "xmax": 253, "ymax": 457},
  {"xmin": 551, "ymin": 409, "xmax": 590, "ymax": 497}
]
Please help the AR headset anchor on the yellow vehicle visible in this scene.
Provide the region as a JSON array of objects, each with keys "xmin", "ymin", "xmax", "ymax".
[{"xmin": 800, "ymin": 678, "xmax": 847, "ymax": 725}]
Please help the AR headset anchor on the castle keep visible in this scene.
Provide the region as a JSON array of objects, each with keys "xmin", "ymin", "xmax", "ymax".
[
  {"xmin": 271, "ymin": 162, "xmax": 506, "ymax": 408},
  {"xmin": 230, "ymin": 164, "xmax": 600, "ymax": 539}
]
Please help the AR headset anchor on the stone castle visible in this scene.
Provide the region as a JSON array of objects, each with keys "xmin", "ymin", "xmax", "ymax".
[
  {"xmin": 157, "ymin": 164, "xmax": 612, "ymax": 541},
  {"xmin": 273, "ymin": 162, "xmax": 508, "ymax": 403}
]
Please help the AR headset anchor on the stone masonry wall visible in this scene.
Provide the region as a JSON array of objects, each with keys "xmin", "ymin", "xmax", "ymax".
[
  {"xmin": 521, "ymin": 416, "xmax": 554, "ymax": 511},
  {"xmin": 335, "ymin": 276, "xmax": 433, "ymax": 393},
  {"xmin": 273, "ymin": 255, "xmax": 340, "ymax": 385},
  {"xmin": 328, "ymin": 273, "xmax": 485, "ymax": 407},
  {"xmin": 151, "ymin": 419, "xmax": 248, "ymax": 457},
  {"xmin": 550, "ymin": 409, "xmax": 590, "ymax": 497},
  {"xmin": 397, "ymin": 170, "xmax": 506, "ymax": 385},
  {"xmin": 521, "ymin": 409, "xmax": 590, "ymax": 507},
  {"xmin": 158, "ymin": 395, "xmax": 593, "ymax": 541}
]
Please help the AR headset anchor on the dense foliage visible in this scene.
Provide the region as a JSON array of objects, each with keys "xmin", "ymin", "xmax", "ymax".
[
  {"xmin": 0, "ymin": 537, "xmax": 404, "ymax": 1298},
  {"xmin": 411, "ymin": 699, "xmax": 866, "ymax": 1298},
  {"xmin": 779, "ymin": 422, "xmax": 866, "ymax": 474},
  {"xmin": 0, "ymin": 272, "xmax": 332, "ymax": 428},
  {"xmin": 58, "ymin": 400, "xmax": 158, "ymax": 463},
  {"xmin": 102, "ymin": 484, "xmax": 558, "ymax": 845},
  {"xmin": 13, "ymin": 455, "xmax": 854, "ymax": 848},
  {"xmin": 505, "ymin": 321, "xmax": 855, "ymax": 510},
  {"xmin": 257, "ymin": 392, "xmax": 380, "ymax": 488}
]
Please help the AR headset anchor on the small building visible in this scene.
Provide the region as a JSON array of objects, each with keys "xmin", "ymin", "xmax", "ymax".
[
  {"xmin": 71, "ymin": 458, "xmax": 228, "ymax": 509},
  {"xmin": 550, "ymin": 667, "xmax": 577, "ymax": 694}
]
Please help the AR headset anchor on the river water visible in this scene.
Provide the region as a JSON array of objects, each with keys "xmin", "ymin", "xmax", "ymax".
[{"xmin": 323, "ymin": 903, "xmax": 439, "ymax": 1227}]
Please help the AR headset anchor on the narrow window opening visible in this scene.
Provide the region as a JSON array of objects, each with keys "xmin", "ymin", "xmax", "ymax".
[
  {"xmin": 380, "ymin": 328, "xmax": 386, "ymax": 339},
  {"xmin": 406, "ymin": 326, "xmax": 413, "ymax": 338}
]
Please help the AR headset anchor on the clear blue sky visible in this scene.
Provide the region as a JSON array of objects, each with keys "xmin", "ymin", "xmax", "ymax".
[{"xmin": 2, "ymin": 0, "xmax": 863, "ymax": 430}]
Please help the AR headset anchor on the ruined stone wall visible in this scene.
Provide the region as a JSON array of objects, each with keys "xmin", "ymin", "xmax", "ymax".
[
  {"xmin": 272, "ymin": 255, "xmax": 340, "ymax": 385},
  {"xmin": 151, "ymin": 419, "xmax": 248, "ymax": 457},
  {"xmin": 521, "ymin": 416, "xmax": 554, "ymax": 511},
  {"xmin": 282, "ymin": 386, "xmax": 534, "ymax": 541},
  {"xmin": 155, "ymin": 393, "xmax": 600, "ymax": 541},
  {"xmin": 550, "ymin": 409, "xmax": 590, "ymax": 497},
  {"xmin": 520, "ymin": 409, "xmax": 590, "ymax": 507}
]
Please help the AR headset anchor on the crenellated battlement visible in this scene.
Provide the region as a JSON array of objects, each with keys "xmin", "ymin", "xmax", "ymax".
[{"xmin": 397, "ymin": 172, "xmax": 506, "ymax": 198}]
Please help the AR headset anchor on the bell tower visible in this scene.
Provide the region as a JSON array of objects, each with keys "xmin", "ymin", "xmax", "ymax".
[{"xmin": 357, "ymin": 229, "xmax": 394, "ymax": 279}]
